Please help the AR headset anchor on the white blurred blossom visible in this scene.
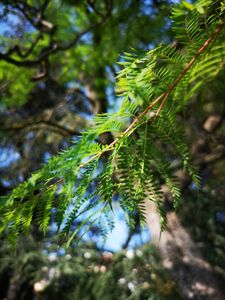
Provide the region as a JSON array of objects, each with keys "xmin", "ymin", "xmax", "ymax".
[
  {"xmin": 128, "ymin": 282, "xmax": 135, "ymax": 292},
  {"xmin": 93, "ymin": 265, "xmax": 100, "ymax": 273},
  {"xmin": 84, "ymin": 252, "xmax": 91, "ymax": 259},
  {"xmin": 136, "ymin": 250, "xmax": 143, "ymax": 257},
  {"xmin": 34, "ymin": 279, "xmax": 48, "ymax": 292},
  {"xmin": 118, "ymin": 278, "xmax": 126, "ymax": 285},
  {"xmin": 126, "ymin": 249, "xmax": 134, "ymax": 259},
  {"xmin": 48, "ymin": 252, "xmax": 57, "ymax": 262},
  {"xmin": 100, "ymin": 265, "xmax": 106, "ymax": 273},
  {"xmin": 65, "ymin": 254, "xmax": 72, "ymax": 260},
  {"xmin": 48, "ymin": 267, "xmax": 56, "ymax": 279}
]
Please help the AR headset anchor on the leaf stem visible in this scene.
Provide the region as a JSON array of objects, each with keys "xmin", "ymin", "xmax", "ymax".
[{"xmin": 79, "ymin": 21, "xmax": 225, "ymax": 169}]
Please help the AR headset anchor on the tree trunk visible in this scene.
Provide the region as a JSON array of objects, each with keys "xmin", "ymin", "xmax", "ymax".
[
  {"xmin": 6, "ymin": 271, "xmax": 19, "ymax": 300},
  {"xmin": 145, "ymin": 200, "xmax": 225, "ymax": 300}
]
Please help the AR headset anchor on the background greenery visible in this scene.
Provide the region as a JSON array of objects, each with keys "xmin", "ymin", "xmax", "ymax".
[{"xmin": 0, "ymin": 0, "xmax": 225, "ymax": 299}]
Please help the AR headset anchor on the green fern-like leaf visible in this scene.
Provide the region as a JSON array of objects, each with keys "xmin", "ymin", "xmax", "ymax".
[{"xmin": 0, "ymin": 0, "xmax": 224, "ymax": 245}]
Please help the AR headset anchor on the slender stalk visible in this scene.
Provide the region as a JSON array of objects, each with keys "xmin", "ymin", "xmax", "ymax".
[
  {"xmin": 31, "ymin": 20, "xmax": 225, "ymax": 193},
  {"xmin": 79, "ymin": 21, "xmax": 225, "ymax": 169}
]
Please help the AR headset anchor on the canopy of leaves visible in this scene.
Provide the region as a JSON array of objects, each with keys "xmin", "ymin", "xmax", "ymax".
[{"xmin": 0, "ymin": 240, "xmax": 180, "ymax": 300}]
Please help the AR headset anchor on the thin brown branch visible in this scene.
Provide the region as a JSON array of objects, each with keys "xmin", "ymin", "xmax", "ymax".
[
  {"xmin": 5, "ymin": 33, "xmax": 41, "ymax": 58},
  {"xmin": 79, "ymin": 93, "xmax": 165, "ymax": 168},
  {"xmin": 79, "ymin": 20, "xmax": 225, "ymax": 169},
  {"xmin": 1, "ymin": 120, "xmax": 79, "ymax": 137},
  {"xmin": 0, "ymin": 0, "xmax": 113, "ymax": 67},
  {"xmin": 7, "ymin": 18, "xmax": 224, "ymax": 198}
]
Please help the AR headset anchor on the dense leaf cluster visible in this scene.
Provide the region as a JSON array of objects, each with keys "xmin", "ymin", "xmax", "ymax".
[
  {"xmin": 0, "ymin": 241, "xmax": 180, "ymax": 300},
  {"xmin": 0, "ymin": 0, "xmax": 225, "ymax": 245}
]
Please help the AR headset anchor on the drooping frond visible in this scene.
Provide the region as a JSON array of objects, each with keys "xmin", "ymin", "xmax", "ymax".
[{"xmin": 0, "ymin": 0, "xmax": 225, "ymax": 245}]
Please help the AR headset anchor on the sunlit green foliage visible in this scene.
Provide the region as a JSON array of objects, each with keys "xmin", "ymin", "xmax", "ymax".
[
  {"xmin": 0, "ymin": 0, "xmax": 225, "ymax": 246},
  {"xmin": 0, "ymin": 62, "xmax": 34, "ymax": 107}
]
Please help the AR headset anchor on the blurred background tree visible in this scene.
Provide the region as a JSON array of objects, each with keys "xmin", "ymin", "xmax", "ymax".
[{"xmin": 0, "ymin": 0, "xmax": 225, "ymax": 299}]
